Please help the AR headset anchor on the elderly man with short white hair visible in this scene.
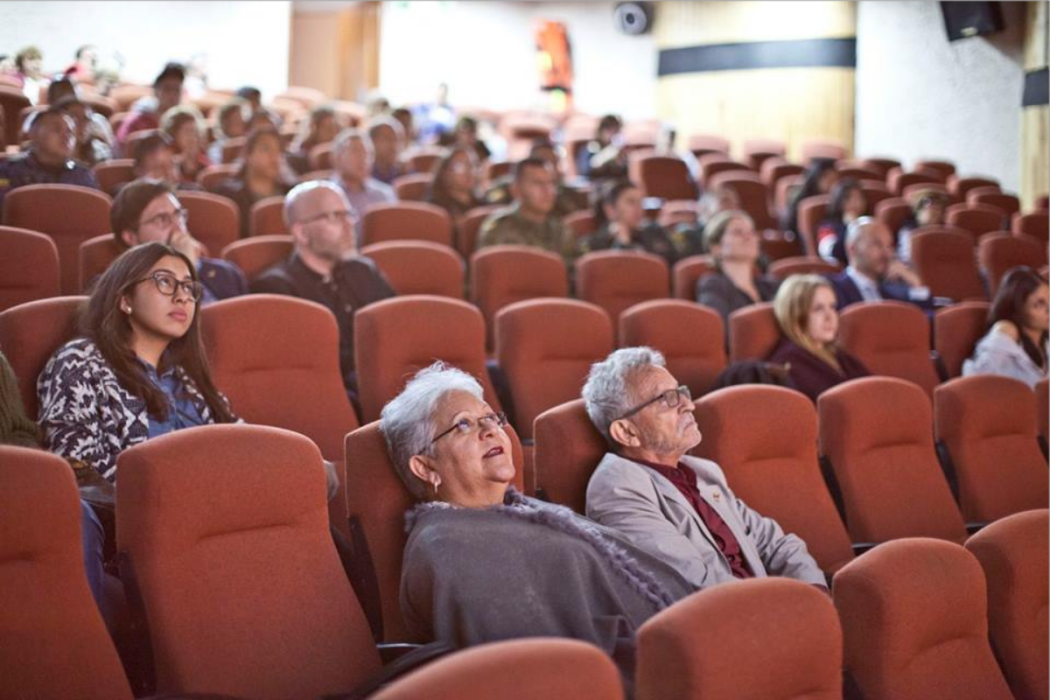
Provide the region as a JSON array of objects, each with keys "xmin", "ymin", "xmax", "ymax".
[
  {"xmin": 583, "ymin": 347, "xmax": 827, "ymax": 591},
  {"xmin": 329, "ymin": 128, "xmax": 398, "ymax": 245}
]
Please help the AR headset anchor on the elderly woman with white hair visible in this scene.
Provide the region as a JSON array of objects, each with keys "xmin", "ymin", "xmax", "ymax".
[
  {"xmin": 380, "ymin": 362, "xmax": 694, "ymax": 676},
  {"xmin": 584, "ymin": 347, "xmax": 827, "ymax": 590}
]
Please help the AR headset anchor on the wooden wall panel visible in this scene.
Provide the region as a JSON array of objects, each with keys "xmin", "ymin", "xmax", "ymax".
[{"xmin": 1022, "ymin": 1, "xmax": 1048, "ymax": 208}]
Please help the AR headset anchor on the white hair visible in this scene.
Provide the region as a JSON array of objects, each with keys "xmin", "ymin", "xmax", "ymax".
[
  {"xmin": 582, "ymin": 347, "xmax": 666, "ymax": 445},
  {"xmin": 845, "ymin": 215, "xmax": 878, "ymax": 249},
  {"xmin": 283, "ymin": 179, "xmax": 350, "ymax": 227},
  {"xmin": 380, "ymin": 362, "xmax": 484, "ymax": 500},
  {"xmin": 331, "ymin": 127, "xmax": 373, "ymax": 156}
]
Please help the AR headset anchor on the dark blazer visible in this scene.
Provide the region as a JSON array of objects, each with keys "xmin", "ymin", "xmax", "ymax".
[
  {"xmin": 199, "ymin": 258, "xmax": 248, "ymax": 302},
  {"xmin": 767, "ymin": 338, "xmax": 869, "ymax": 402},
  {"xmin": 827, "ymin": 271, "xmax": 931, "ymax": 311},
  {"xmin": 696, "ymin": 270, "xmax": 780, "ymax": 323}
]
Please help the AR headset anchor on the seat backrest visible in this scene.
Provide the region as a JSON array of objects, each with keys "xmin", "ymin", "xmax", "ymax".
[
  {"xmin": 456, "ymin": 204, "xmax": 502, "ymax": 258},
  {"xmin": 249, "ymin": 195, "xmax": 288, "ymax": 237},
  {"xmin": 950, "ymin": 175, "xmax": 1000, "ymax": 199},
  {"xmin": 946, "ymin": 203, "xmax": 1007, "ymax": 242},
  {"xmin": 391, "ymin": 173, "xmax": 433, "ymax": 202},
  {"xmin": 564, "ymin": 209, "xmax": 598, "ymax": 239},
  {"xmin": 78, "ymin": 234, "xmax": 122, "ymax": 293},
  {"xmin": 0, "ymin": 225, "xmax": 60, "ymax": 311},
  {"xmin": 0, "ymin": 446, "xmax": 133, "ymax": 700},
  {"xmin": 833, "ymin": 538, "xmax": 1012, "ymax": 700},
  {"xmin": 0, "ymin": 85, "xmax": 31, "ymax": 145},
  {"xmin": 197, "ymin": 163, "xmax": 239, "ymax": 191},
  {"xmin": 858, "ymin": 157, "xmax": 901, "ymax": 180},
  {"xmin": 636, "ymin": 154, "xmax": 697, "ymax": 201},
  {"xmin": 818, "ymin": 376, "xmax": 967, "ymax": 543},
  {"xmin": 354, "ymin": 295, "xmax": 501, "ymax": 423},
  {"xmin": 343, "ymin": 419, "xmax": 526, "ymax": 642},
  {"xmin": 1012, "ymin": 210, "xmax": 1049, "ymax": 243},
  {"xmin": 694, "ymin": 385, "xmax": 855, "ymax": 572},
  {"xmin": 969, "ymin": 191, "xmax": 1020, "ymax": 218},
  {"xmin": 802, "ymin": 140, "xmax": 847, "ymax": 163},
  {"xmin": 838, "ymin": 301, "xmax": 940, "ymax": 397},
  {"xmin": 709, "ymin": 171, "xmax": 777, "ymax": 230},
  {"xmin": 91, "ymin": 158, "xmax": 135, "ymax": 196},
  {"xmin": 687, "ymin": 134, "xmax": 730, "ymax": 159},
  {"xmin": 178, "ymin": 190, "xmax": 241, "ymax": 256},
  {"xmin": 934, "ymin": 375, "xmax": 1049, "ymax": 522},
  {"xmin": 796, "ymin": 194, "xmax": 830, "ymax": 253},
  {"xmin": 768, "ymin": 255, "xmax": 840, "ymax": 280},
  {"xmin": 1038, "ymin": 377, "xmax": 1049, "ymax": 447},
  {"xmin": 372, "ymin": 638, "xmax": 625, "ymax": 700},
  {"xmin": 910, "ymin": 229, "xmax": 987, "ymax": 300},
  {"xmin": 619, "ymin": 300, "xmax": 727, "ymax": 397},
  {"xmin": 219, "ymin": 235, "xmax": 294, "ymax": 282},
  {"xmin": 532, "ymin": 398, "xmax": 608, "ymax": 513},
  {"xmin": 637, "ymin": 578, "xmax": 842, "ymax": 700},
  {"xmin": 874, "ymin": 197, "xmax": 912, "ymax": 235},
  {"xmin": 496, "ymin": 299, "xmax": 614, "ymax": 439},
  {"xmin": 361, "ymin": 201, "xmax": 453, "ymax": 247},
  {"xmin": 914, "ymin": 159, "xmax": 956, "ymax": 179},
  {"xmin": 1, "ymin": 184, "xmax": 113, "ymax": 295},
  {"xmin": 728, "ymin": 302, "xmax": 781, "ymax": 363},
  {"xmin": 575, "ymin": 250, "xmax": 670, "ymax": 325},
  {"xmin": 933, "ymin": 301, "xmax": 990, "ymax": 378},
  {"xmin": 360, "ymin": 240, "xmax": 464, "ymax": 299},
  {"xmin": 887, "ymin": 167, "xmax": 942, "ymax": 195},
  {"xmin": 671, "ymin": 254, "xmax": 716, "ymax": 300},
  {"xmin": 978, "ymin": 232, "xmax": 1045, "ymax": 295},
  {"xmin": 201, "ymin": 295, "xmax": 358, "ymax": 462},
  {"xmin": 0, "ymin": 296, "xmax": 85, "ymax": 418},
  {"xmin": 470, "ymin": 244, "xmax": 568, "ymax": 347},
  {"xmin": 117, "ymin": 425, "xmax": 380, "ymax": 699},
  {"xmin": 965, "ymin": 509, "xmax": 1049, "ymax": 700}
]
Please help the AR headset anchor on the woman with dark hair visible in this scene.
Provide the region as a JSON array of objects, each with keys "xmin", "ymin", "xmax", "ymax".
[
  {"xmin": 695, "ymin": 209, "xmax": 779, "ymax": 323},
  {"xmin": 577, "ymin": 179, "xmax": 677, "ymax": 265},
  {"xmin": 214, "ymin": 128, "xmax": 293, "ymax": 237},
  {"xmin": 963, "ymin": 267, "xmax": 1049, "ymax": 387},
  {"xmin": 426, "ymin": 146, "xmax": 483, "ymax": 224},
  {"xmin": 782, "ymin": 158, "xmax": 839, "ymax": 251},
  {"xmin": 816, "ymin": 178, "xmax": 866, "ymax": 265},
  {"xmin": 767, "ymin": 274, "xmax": 869, "ymax": 402},
  {"xmin": 38, "ymin": 242, "xmax": 237, "ymax": 482}
]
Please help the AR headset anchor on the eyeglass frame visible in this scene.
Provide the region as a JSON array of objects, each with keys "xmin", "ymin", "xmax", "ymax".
[
  {"xmin": 617, "ymin": 385, "xmax": 692, "ymax": 421},
  {"xmin": 131, "ymin": 271, "xmax": 204, "ymax": 302},
  {"xmin": 300, "ymin": 208, "xmax": 359, "ymax": 227},
  {"xmin": 429, "ymin": 411, "xmax": 508, "ymax": 447},
  {"xmin": 138, "ymin": 207, "xmax": 189, "ymax": 231}
]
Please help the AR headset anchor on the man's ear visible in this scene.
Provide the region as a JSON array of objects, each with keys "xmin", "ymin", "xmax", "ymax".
[
  {"xmin": 290, "ymin": 222, "xmax": 308, "ymax": 246},
  {"xmin": 119, "ymin": 230, "xmax": 139, "ymax": 248},
  {"xmin": 609, "ymin": 418, "xmax": 640, "ymax": 450}
]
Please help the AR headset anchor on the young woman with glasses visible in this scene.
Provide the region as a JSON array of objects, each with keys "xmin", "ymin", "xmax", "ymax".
[{"xmin": 38, "ymin": 242, "xmax": 237, "ymax": 483}]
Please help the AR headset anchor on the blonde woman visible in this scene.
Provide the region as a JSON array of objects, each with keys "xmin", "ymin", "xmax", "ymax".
[{"xmin": 767, "ymin": 274, "xmax": 869, "ymax": 401}]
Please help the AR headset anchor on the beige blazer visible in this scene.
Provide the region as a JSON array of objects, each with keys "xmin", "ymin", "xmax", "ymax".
[{"xmin": 586, "ymin": 453, "xmax": 826, "ymax": 590}]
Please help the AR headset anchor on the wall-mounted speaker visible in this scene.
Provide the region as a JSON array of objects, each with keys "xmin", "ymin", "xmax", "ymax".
[
  {"xmin": 940, "ymin": 2, "xmax": 1004, "ymax": 42},
  {"xmin": 614, "ymin": 2, "xmax": 654, "ymax": 36}
]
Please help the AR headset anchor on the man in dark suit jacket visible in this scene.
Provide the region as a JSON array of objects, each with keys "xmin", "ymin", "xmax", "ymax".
[
  {"xmin": 827, "ymin": 217, "xmax": 933, "ymax": 310},
  {"xmin": 111, "ymin": 179, "xmax": 247, "ymax": 303}
]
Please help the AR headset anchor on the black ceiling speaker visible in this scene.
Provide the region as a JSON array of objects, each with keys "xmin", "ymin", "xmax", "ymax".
[
  {"xmin": 614, "ymin": 2, "xmax": 654, "ymax": 36},
  {"xmin": 940, "ymin": 2, "xmax": 1004, "ymax": 42}
]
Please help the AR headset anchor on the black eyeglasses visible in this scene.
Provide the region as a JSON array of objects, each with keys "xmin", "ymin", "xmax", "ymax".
[
  {"xmin": 139, "ymin": 208, "xmax": 189, "ymax": 230},
  {"xmin": 618, "ymin": 385, "xmax": 692, "ymax": 420},
  {"xmin": 134, "ymin": 272, "xmax": 204, "ymax": 301},
  {"xmin": 430, "ymin": 411, "xmax": 508, "ymax": 446}
]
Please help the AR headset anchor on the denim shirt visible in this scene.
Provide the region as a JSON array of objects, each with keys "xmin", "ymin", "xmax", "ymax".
[{"xmin": 142, "ymin": 361, "xmax": 206, "ymax": 438}]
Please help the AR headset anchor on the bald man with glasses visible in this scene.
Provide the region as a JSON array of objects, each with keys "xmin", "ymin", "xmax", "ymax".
[
  {"xmin": 582, "ymin": 347, "xmax": 827, "ymax": 591},
  {"xmin": 251, "ymin": 180, "xmax": 394, "ymax": 391}
]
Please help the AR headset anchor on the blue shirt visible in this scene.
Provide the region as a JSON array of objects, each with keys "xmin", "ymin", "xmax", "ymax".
[
  {"xmin": 141, "ymin": 361, "xmax": 206, "ymax": 438},
  {"xmin": 0, "ymin": 150, "xmax": 100, "ymax": 213}
]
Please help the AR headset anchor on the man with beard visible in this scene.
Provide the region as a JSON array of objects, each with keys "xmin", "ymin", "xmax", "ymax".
[
  {"xmin": 582, "ymin": 347, "xmax": 827, "ymax": 590},
  {"xmin": 251, "ymin": 180, "xmax": 394, "ymax": 390}
]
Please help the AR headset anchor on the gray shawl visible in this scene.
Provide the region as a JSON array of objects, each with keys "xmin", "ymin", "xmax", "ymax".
[{"xmin": 399, "ymin": 489, "xmax": 694, "ymax": 668}]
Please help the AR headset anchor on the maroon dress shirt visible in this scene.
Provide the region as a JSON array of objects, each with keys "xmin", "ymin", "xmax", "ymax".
[{"xmin": 636, "ymin": 459, "xmax": 753, "ymax": 579}]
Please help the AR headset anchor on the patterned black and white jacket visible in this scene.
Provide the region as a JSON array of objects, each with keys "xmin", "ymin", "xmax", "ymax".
[{"xmin": 37, "ymin": 337, "xmax": 231, "ymax": 481}]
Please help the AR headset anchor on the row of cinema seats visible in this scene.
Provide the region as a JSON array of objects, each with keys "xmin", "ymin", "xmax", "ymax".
[
  {"xmin": 2, "ymin": 179, "xmax": 1048, "ymax": 304},
  {"xmin": 2, "ymin": 421, "xmax": 1045, "ymax": 700}
]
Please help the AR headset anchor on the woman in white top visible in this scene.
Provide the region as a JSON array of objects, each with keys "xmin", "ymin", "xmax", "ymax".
[{"xmin": 963, "ymin": 267, "xmax": 1048, "ymax": 387}]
